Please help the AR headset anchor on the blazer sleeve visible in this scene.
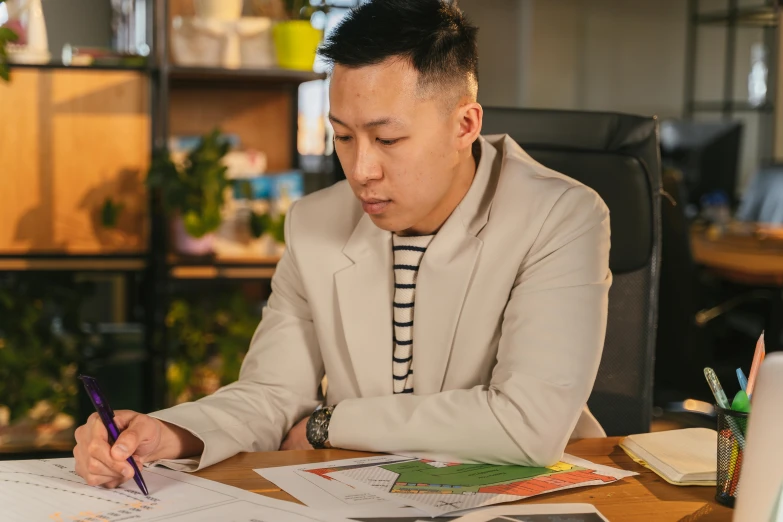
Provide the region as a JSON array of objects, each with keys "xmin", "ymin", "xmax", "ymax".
[
  {"xmin": 148, "ymin": 201, "xmax": 323, "ymax": 471},
  {"xmin": 328, "ymin": 185, "xmax": 611, "ymax": 466}
]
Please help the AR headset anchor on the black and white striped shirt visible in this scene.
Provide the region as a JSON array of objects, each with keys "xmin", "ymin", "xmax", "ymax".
[{"xmin": 392, "ymin": 234, "xmax": 434, "ymax": 394}]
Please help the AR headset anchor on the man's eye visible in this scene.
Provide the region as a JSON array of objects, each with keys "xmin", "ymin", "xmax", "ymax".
[
  {"xmin": 377, "ymin": 138, "xmax": 400, "ymax": 146},
  {"xmin": 334, "ymin": 135, "xmax": 352, "ymax": 143}
]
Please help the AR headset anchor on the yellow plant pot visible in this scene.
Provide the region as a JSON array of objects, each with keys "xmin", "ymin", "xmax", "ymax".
[{"xmin": 273, "ymin": 20, "xmax": 323, "ymax": 71}]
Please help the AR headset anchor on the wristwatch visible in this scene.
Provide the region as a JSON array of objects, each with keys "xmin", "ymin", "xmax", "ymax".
[{"xmin": 306, "ymin": 406, "xmax": 334, "ymax": 449}]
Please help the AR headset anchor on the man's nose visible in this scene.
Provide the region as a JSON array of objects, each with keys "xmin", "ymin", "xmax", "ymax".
[{"xmin": 351, "ymin": 145, "xmax": 383, "ymax": 184}]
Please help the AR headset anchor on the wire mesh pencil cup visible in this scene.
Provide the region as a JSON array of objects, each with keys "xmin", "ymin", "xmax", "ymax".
[{"xmin": 715, "ymin": 406, "xmax": 749, "ymax": 508}]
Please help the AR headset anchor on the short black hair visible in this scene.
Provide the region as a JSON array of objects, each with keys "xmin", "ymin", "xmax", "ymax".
[{"xmin": 318, "ymin": 0, "xmax": 479, "ymax": 97}]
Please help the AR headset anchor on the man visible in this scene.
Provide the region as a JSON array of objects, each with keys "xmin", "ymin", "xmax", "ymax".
[{"xmin": 73, "ymin": 0, "xmax": 611, "ymax": 489}]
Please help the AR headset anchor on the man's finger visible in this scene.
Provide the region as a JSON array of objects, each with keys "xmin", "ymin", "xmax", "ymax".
[
  {"xmin": 88, "ymin": 414, "xmax": 109, "ymax": 441},
  {"xmin": 99, "ymin": 477, "xmax": 130, "ymax": 489},
  {"xmin": 112, "ymin": 415, "xmax": 159, "ymax": 460},
  {"xmin": 111, "ymin": 429, "xmax": 140, "ymax": 461},
  {"xmin": 87, "ymin": 455, "xmax": 134, "ymax": 479},
  {"xmin": 112, "ymin": 410, "xmax": 138, "ymax": 431},
  {"xmin": 84, "ymin": 470, "xmax": 124, "ymax": 488},
  {"xmin": 88, "ymin": 438, "xmax": 134, "ymax": 477}
]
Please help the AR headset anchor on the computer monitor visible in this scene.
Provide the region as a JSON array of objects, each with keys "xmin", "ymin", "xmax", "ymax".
[
  {"xmin": 736, "ymin": 164, "xmax": 783, "ymax": 225},
  {"xmin": 659, "ymin": 120, "xmax": 743, "ymax": 209}
]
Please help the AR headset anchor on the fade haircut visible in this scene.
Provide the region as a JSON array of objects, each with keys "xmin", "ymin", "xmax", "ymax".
[{"xmin": 318, "ymin": 0, "xmax": 479, "ymax": 101}]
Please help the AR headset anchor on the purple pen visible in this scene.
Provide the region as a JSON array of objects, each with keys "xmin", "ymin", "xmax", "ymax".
[{"xmin": 79, "ymin": 375, "xmax": 149, "ymax": 496}]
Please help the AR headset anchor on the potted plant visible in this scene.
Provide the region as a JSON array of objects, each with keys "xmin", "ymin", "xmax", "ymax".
[
  {"xmin": 235, "ymin": 177, "xmax": 289, "ymax": 256},
  {"xmin": 165, "ymin": 292, "xmax": 261, "ymax": 406},
  {"xmin": 0, "ymin": 1, "xmax": 19, "ymax": 82},
  {"xmin": 272, "ymin": 0, "xmax": 327, "ymax": 70},
  {"xmin": 0, "ymin": 274, "xmax": 91, "ymax": 450},
  {"xmin": 249, "ymin": 208, "xmax": 286, "ymax": 255},
  {"xmin": 147, "ymin": 129, "xmax": 231, "ymax": 256}
]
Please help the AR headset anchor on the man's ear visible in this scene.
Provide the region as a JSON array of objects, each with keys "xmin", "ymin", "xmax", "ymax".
[{"xmin": 456, "ymin": 101, "xmax": 483, "ymax": 149}]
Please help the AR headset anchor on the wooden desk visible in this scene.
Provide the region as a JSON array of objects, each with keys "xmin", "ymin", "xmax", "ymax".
[
  {"xmin": 690, "ymin": 223, "xmax": 783, "ymax": 351},
  {"xmin": 192, "ymin": 437, "xmax": 733, "ymax": 522},
  {"xmin": 691, "ymin": 224, "xmax": 783, "ymax": 287}
]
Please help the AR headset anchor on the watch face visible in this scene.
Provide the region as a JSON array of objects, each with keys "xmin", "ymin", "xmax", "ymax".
[{"xmin": 307, "ymin": 409, "xmax": 327, "ymax": 447}]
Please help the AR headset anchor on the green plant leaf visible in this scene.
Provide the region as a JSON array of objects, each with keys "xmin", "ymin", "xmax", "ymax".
[
  {"xmin": 182, "ymin": 211, "xmax": 206, "ymax": 238},
  {"xmin": 0, "ymin": 26, "xmax": 18, "ymax": 83},
  {"xmin": 100, "ymin": 198, "xmax": 124, "ymax": 228},
  {"xmin": 249, "ymin": 211, "xmax": 269, "ymax": 239},
  {"xmin": 147, "ymin": 128, "xmax": 229, "ymax": 237},
  {"xmin": 0, "ymin": 30, "xmax": 18, "ymax": 42},
  {"xmin": 270, "ymin": 213, "xmax": 286, "ymax": 243},
  {"xmin": 0, "ymin": 275, "xmax": 89, "ymax": 423}
]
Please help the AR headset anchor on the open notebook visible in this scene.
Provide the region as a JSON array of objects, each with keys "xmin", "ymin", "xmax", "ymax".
[{"xmin": 620, "ymin": 428, "xmax": 717, "ymax": 486}]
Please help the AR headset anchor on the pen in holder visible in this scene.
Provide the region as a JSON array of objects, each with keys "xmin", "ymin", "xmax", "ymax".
[{"xmin": 716, "ymin": 406, "xmax": 749, "ymax": 508}]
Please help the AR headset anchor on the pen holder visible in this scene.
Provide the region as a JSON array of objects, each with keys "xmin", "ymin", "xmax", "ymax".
[{"xmin": 715, "ymin": 406, "xmax": 749, "ymax": 508}]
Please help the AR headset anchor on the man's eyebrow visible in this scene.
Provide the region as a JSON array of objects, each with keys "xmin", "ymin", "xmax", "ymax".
[
  {"xmin": 328, "ymin": 113, "xmax": 349, "ymax": 127},
  {"xmin": 328, "ymin": 113, "xmax": 405, "ymax": 129}
]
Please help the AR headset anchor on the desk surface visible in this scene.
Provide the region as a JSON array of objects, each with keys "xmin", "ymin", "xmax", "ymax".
[
  {"xmin": 191, "ymin": 437, "xmax": 733, "ymax": 522},
  {"xmin": 691, "ymin": 223, "xmax": 783, "ymax": 286}
]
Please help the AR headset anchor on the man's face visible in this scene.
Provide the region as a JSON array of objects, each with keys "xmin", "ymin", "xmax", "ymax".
[{"xmin": 329, "ymin": 59, "xmax": 463, "ymax": 234}]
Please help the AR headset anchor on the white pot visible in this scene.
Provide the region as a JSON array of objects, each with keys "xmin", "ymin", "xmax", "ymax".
[
  {"xmin": 193, "ymin": 0, "xmax": 243, "ymax": 21},
  {"xmin": 172, "ymin": 216, "xmax": 215, "ymax": 256},
  {"xmin": 6, "ymin": 0, "xmax": 51, "ymax": 65}
]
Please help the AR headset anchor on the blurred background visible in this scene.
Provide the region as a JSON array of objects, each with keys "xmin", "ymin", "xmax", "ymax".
[{"xmin": 0, "ymin": 0, "xmax": 782, "ymax": 459}]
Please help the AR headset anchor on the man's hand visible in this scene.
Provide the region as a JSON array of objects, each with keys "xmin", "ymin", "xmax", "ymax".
[
  {"xmin": 73, "ymin": 410, "xmax": 204, "ymax": 488},
  {"xmin": 280, "ymin": 416, "xmax": 313, "ymax": 451}
]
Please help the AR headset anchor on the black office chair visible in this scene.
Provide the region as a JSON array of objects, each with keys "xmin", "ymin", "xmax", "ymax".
[
  {"xmin": 655, "ymin": 168, "xmax": 716, "ymax": 404},
  {"xmin": 482, "ymin": 108, "xmax": 662, "ymax": 436}
]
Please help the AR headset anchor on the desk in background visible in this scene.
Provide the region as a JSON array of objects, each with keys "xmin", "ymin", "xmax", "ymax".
[
  {"xmin": 192, "ymin": 437, "xmax": 733, "ymax": 522},
  {"xmin": 691, "ymin": 223, "xmax": 783, "ymax": 352}
]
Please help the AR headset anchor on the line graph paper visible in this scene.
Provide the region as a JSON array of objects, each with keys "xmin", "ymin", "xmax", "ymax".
[{"xmin": 0, "ymin": 459, "xmax": 344, "ymax": 522}]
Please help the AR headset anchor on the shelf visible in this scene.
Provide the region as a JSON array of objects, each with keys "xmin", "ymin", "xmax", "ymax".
[
  {"xmin": 0, "ymin": 442, "xmax": 75, "ymax": 457},
  {"xmin": 690, "ymin": 100, "xmax": 775, "ymax": 113},
  {"xmin": 8, "ymin": 64, "xmax": 327, "ymax": 85},
  {"xmin": 169, "ymin": 255, "xmax": 280, "ymax": 279},
  {"xmin": 0, "ymin": 424, "xmax": 76, "ymax": 456},
  {"xmin": 696, "ymin": 6, "xmax": 780, "ymax": 27},
  {"xmin": 168, "ymin": 66, "xmax": 326, "ymax": 87},
  {"xmin": 0, "ymin": 254, "xmax": 147, "ymax": 272},
  {"xmin": 8, "ymin": 62, "xmax": 152, "ymax": 73}
]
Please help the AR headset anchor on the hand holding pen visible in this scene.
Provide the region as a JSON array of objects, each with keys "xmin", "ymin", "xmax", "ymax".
[{"xmin": 75, "ymin": 375, "xmax": 151, "ymax": 495}]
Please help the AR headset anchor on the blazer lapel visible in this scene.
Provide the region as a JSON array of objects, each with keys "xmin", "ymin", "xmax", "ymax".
[
  {"xmin": 413, "ymin": 223, "xmax": 482, "ymax": 395},
  {"xmin": 413, "ymin": 137, "xmax": 502, "ymax": 394},
  {"xmin": 335, "ymin": 214, "xmax": 394, "ymax": 397}
]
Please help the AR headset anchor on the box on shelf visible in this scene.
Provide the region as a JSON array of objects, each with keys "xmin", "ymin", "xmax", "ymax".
[
  {"xmin": 170, "ymin": 16, "xmax": 275, "ymax": 69},
  {"xmin": 214, "ymin": 171, "xmax": 304, "ymax": 259}
]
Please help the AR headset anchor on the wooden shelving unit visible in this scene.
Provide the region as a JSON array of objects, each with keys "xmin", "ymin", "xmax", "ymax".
[
  {"xmin": 0, "ymin": 255, "xmax": 146, "ymax": 272},
  {"xmin": 9, "ymin": 62, "xmax": 152, "ymax": 72},
  {"xmin": 169, "ymin": 66, "xmax": 325, "ymax": 86},
  {"xmin": 168, "ymin": 256, "xmax": 281, "ymax": 280},
  {"xmin": 0, "ymin": 0, "xmax": 346, "ymax": 454}
]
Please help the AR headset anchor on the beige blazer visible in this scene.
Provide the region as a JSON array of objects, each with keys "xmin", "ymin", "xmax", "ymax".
[{"xmin": 151, "ymin": 135, "xmax": 611, "ymax": 472}]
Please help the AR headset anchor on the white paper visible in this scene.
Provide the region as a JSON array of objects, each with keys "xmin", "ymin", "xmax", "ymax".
[
  {"xmin": 255, "ymin": 455, "xmax": 433, "ymax": 519},
  {"xmin": 326, "ymin": 454, "xmax": 636, "ymax": 517},
  {"xmin": 452, "ymin": 503, "xmax": 609, "ymax": 522},
  {"xmin": 0, "ymin": 458, "xmax": 347, "ymax": 522}
]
